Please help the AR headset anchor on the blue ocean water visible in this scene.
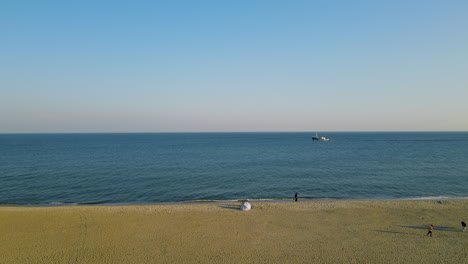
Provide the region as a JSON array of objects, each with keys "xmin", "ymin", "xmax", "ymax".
[{"xmin": 0, "ymin": 132, "xmax": 467, "ymax": 205}]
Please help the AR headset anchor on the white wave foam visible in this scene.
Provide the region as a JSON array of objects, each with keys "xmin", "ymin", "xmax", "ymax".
[{"xmin": 401, "ymin": 196, "xmax": 468, "ymax": 201}]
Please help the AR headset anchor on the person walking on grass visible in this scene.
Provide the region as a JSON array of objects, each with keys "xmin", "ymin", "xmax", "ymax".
[
  {"xmin": 426, "ymin": 224, "xmax": 434, "ymax": 237},
  {"xmin": 462, "ymin": 221, "xmax": 466, "ymax": 231}
]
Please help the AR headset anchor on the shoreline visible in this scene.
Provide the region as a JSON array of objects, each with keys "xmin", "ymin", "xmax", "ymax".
[{"xmin": 1, "ymin": 195, "xmax": 467, "ymax": 208}]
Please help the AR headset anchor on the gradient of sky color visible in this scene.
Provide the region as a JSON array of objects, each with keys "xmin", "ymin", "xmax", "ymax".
[{"xmin": 1, "ymin": 0, "xmax": 467, "ymax": 133}]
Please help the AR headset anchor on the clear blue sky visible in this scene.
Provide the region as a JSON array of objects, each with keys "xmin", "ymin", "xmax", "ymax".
[{"xmin": 1, "ymin": 0, "xmax": 467, "ymax": 133}]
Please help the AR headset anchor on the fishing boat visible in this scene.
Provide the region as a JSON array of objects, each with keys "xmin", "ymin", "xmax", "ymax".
[{"xmin": 312, "ymin": 132, "xmax": 329, "ymax": 141}]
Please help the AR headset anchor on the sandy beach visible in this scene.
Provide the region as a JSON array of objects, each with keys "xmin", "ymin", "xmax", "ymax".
[{"xmin": 1, "ymin": 200, "xmax": 467, "ymax": 263}]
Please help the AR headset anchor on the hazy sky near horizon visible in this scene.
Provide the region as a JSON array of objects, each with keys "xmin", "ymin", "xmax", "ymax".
[{"xmin": 1, "ymin": 0, "xmax": 467, "ymax": 133}]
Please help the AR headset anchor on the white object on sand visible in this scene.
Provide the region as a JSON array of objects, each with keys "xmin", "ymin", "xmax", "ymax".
[{"xmin": 240, "ymin": 201, "xmax": 251, "ymax": 211}]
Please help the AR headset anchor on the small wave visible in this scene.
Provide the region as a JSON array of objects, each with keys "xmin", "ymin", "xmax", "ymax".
[
  {"xmin": 181, "ymin": 200, "xmax": 216, "ymax": 203},
  {"xmin": 400, "ymin": 196, "xmax": 468, "ymax": 201},
  {"xmin": 76, "ymin": 201, "xmax": 109, "ymax": 205},
  {"xmin": 45, "ymin": 202, "xmax": 79, "ymax": 207}
]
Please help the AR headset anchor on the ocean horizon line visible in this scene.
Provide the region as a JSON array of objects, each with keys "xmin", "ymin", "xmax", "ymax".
[{"xmin": 1, "ymin": 131, "xmax": 468, "ymax": 135}]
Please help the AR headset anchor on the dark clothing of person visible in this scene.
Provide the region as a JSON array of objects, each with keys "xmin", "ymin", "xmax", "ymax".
[
  {"xmin": 426, "ymin": 225, "xmax": 434, "ymax": 237},
  {"xmin": 294, "ymin": 193, "xmax": 298, "ymax": 202}
]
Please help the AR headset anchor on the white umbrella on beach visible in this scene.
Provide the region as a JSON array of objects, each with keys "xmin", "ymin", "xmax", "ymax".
[{"xmin": 240, "ymin": 201, "xmax": 251, "ymax": 211}]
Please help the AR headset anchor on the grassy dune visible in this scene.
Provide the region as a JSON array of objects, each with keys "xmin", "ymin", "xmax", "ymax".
[{"xmin": 0, "ymin": 200, "xmax": 467, "ymax": 263}]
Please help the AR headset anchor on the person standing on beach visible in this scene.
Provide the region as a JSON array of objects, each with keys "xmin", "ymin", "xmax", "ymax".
[
  {"xmin": 462, "ymin": 221, "xmax": 466, "ymax": 231},
  {"xmin": 426, "ymin": 224, "xmax": 434, "ymax": 237},
  {"xmin": 294, "ymin": 193, "xmax": 298, "ymax": 202}
]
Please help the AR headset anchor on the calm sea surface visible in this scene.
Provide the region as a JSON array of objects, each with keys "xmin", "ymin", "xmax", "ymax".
[{"xmin": 1, "ymin": 132, "xmax": 467, "ymax": 205}]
